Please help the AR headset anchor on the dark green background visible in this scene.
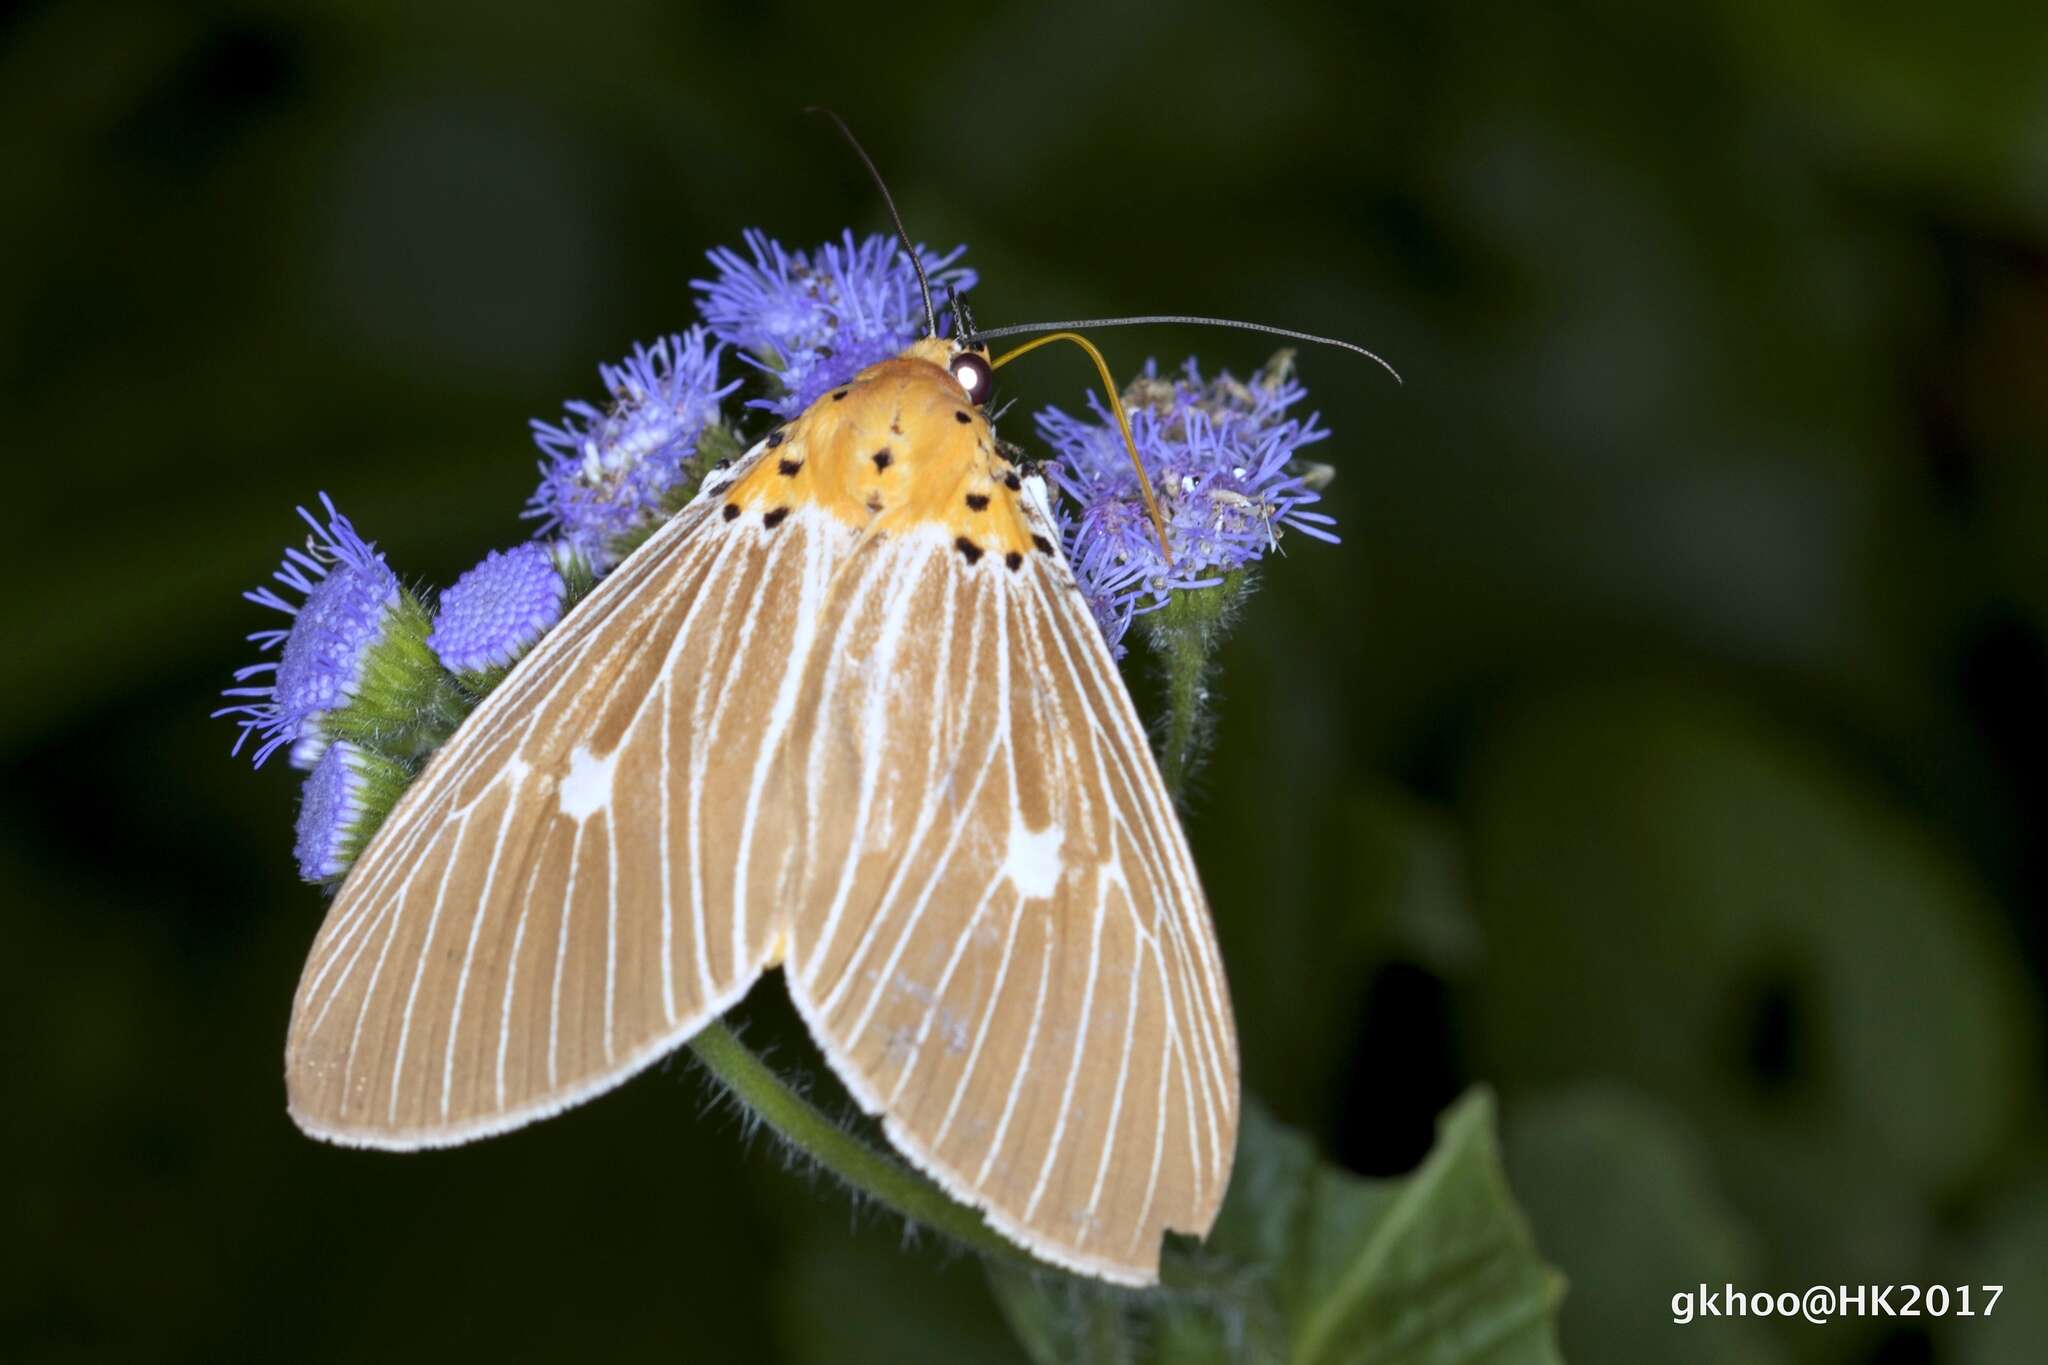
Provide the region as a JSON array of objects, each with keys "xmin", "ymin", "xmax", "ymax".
[{"xmin": 7, "ymin": 2, "xmax": 2046, "ymax": 1361}]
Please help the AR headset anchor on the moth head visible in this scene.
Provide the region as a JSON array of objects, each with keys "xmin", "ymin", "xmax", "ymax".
[{"xmin": 948, "ymin": 346, "xmax": 994, "ymax": 406}]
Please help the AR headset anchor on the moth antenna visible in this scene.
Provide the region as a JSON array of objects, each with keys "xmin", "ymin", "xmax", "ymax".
[
  {"xmin": 946, "ymin": 283, "xmax": 978, "ymax": 343},
  {"xmin": 968, "ymin": 314, "xmax": 1401, "ymax": 384},
  {"xmin": 990, "ymin": 332, "xmax": 1173, "ymax": 562},
  {"xmin": 805, "ymin": 106, "xmax": 938, "ymax": 339}
]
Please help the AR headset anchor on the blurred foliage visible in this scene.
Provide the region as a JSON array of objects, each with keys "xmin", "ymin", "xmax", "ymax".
[
  {"xmin": 1467, "ymin": 681, "xmax": 2034, "ymax": 1273},
  {"xmin": 1944, "ymin": 1171, "xmax": 2048, "ymax": 1365},
  {"xmin": 6, "ymin": 0, "xmax": 2047, "ymax": 1361},
  {"xmin": 1506, "ymin": 1087, "xmax": 1782, "ymax": 1365}
]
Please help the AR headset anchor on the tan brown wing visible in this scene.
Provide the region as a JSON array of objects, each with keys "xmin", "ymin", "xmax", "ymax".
[
  {"xmin": 779, "ymin": 480, "xmax": 1240, "ymax": 1285},
  {"xmin": 286, "ymin": 448, "xmax": 854, "ymax": 1147}
]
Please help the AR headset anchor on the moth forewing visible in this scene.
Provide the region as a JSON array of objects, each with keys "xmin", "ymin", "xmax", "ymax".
[{"xmin": 283, "ymin": 438, "xmax": 836, "ymax": 1148}]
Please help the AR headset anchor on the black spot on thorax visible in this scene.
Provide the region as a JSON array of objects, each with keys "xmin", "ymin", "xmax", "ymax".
[
  {"xmin": 953, "ymin": 410, "xmax": 973, "ymax": 424},
  {"xmin": 872, "ymin": 449, "xmax": 893, "ymax": 470}
]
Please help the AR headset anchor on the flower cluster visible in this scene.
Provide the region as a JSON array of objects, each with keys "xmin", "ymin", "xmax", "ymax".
[
  {"xmin": 1035, "ymin": 352, "xmax": 1335, "ymax": 653},
  {"xmin": 528, "ymin": 328, "xmax": 738, "ymax": 571},
  {"xmin": 224, "ymin": 229, "xmax": 1346, "ymax": 883},
  {"xmin": 428, "ymin": 543, "xmax": 568, "ymax": 679},
  {"xmin": 294, "ymin": 740, "xmax": 409, "ymax": 883},
  {"xmin": 692, "ymin": 229, "xmax": 976, "ymax": 417},
  {"xmin": 219, "ymin": 498, "xmax": 565, "ymax": 884},
  {"xmin": 216, "ymin": 496, "xmax": 411, "ymax": 769},
  {"xmin": 217, "ymin": 495, "xmax": 473, "ymax": 883}
]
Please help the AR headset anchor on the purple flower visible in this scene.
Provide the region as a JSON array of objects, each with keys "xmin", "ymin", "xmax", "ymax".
[
  {"xmin": 1035, "ymin": 354, "xmax": 1335, "ymax": 654},
  {"xmin": 528, "ymin": 327, "xmax": 738, "ymax": 571},
  {"xmin": 217, "ymin": 495, "xmax": 403, "ymax": 769},
  {"xmin": 1057, "ymin": 490, "xmax": 1179, "ymax": 656},
  {"xmin": 692, "ymin": 229, "xmax": 976, "ymax": 418},
  {"xmin": 294, "ymin": 740, "xmax": 405, "ymax": 884},
  {"xmin": 429, "ymin": 543, "xmax": 567, "ymax": 676}
]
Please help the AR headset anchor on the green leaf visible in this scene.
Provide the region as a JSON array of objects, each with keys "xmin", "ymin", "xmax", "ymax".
[{"xmin": 990, "ymin": 1091, "xmax": 1566, "ymax": 1365}]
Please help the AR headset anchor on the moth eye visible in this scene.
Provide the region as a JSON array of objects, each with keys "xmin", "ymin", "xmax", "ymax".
[{"xmin": 951, "ymin": 351, "xmax": 993, "ymax": 406}]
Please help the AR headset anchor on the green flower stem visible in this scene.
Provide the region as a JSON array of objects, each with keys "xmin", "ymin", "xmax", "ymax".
[
  {"xmin": 333, "ymin": 591, "xmax": 472, "ymax": 761},
  {"xmin": 685, "ymin": 1019, "xmax": 1030, "ymax": 1268},
  {"xmin": 1141, "ymin": 569, "xmax": 1250, "ymax": 800}
]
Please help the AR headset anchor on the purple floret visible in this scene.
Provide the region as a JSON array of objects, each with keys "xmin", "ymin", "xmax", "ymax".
[
  {"xmin": 692, "ymin": 229, "xmax": 976, "ymax": 418},
  {"xmin": 294, "ymin": 740, "xmax": 371, "ymax": 882},
  {"xmin": 217, "ymin": 494, "xmax": 401, "ymax": 769},
  {"xmin": 429, "ymin": 543, "xmax": 567, "ymax": 675},
  {"xmin": 1036, "ymin": 357, "xmax": 1335, "ymax": 654},
  {"xmin": 528, "ymin": 327, "xmax": 738, "ymax": 571}
]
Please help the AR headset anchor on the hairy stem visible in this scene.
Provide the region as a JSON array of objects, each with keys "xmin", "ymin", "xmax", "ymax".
[
  {"xmin": 1158, "ymin": 616, "xmax": 1208, "ymax": 801},
  {"xmin": 686, "ymin": 1020, "xmax": 1027, "ymax": 1266},
  {"xmin": 1142, "ymin": 569, "xmax": 1250, "ymax": 800}
]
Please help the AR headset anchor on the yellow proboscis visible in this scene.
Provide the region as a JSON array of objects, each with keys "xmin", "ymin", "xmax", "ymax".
[{"xmin": 991, "ymin": 332, "xmax": 1172, "ymax": 562}]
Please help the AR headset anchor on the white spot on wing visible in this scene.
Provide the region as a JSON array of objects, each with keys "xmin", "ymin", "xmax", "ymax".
[
  {"xmin": 557, "ymin": 744, "xmax": 616, "ymax": 822},
  {"xmin": 1001, "ymin": 816, "xmax": 1063, "ymax": 900}
]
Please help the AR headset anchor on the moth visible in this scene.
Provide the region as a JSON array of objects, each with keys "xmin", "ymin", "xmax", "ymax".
[
  {"xmin": 288, "ymin": 348, "xmax": 1243, "ymax": 1293},
  {"xmin": 282, "ymin": 121, "xmax": 1392, "ymax": 1285}
]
